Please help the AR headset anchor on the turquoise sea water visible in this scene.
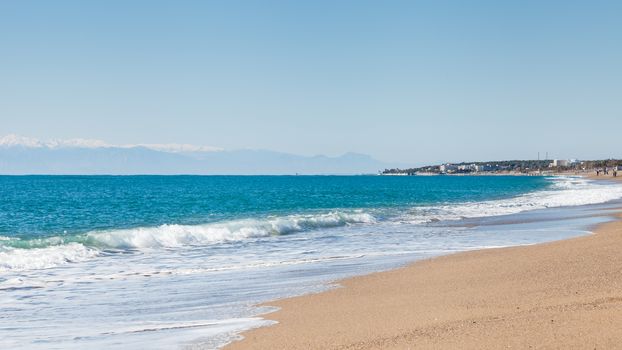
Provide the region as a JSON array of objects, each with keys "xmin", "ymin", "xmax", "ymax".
[
  {"xmin": 1, "ymin": 175, "xmax": 548, "ymax": 242},
  {"xmin": 1, "ymin": 175, "xmax": 622, "ymax": 349}
]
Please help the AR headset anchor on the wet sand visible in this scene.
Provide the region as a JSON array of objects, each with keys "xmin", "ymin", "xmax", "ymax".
[{"xmin": 226, "ymin": 175, "xmax": 622, "ymax": 350}]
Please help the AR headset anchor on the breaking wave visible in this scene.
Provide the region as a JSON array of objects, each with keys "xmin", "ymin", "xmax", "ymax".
[
  {"xmin": 400, "ymin": 176, "xmax": 622, "ymax": 223},
  {"xmin": 83, "ymin": 211, "xmax": 376, "ymax": 249},
  {"xmin": 2, "ymin": 177, "xmax": 622, "ymax": 272},
  {"xmin": 0, "ymin": 243, "xmax": 99, "ymax": 272},
  {"xmin": 0, "ymin": 211, "xmax": 376, "ymax": 271}
]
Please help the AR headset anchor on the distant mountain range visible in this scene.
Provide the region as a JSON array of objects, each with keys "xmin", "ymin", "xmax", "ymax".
[{"xmin": 0, "ymin": 135, "xmax": 398, "ymax": 175}]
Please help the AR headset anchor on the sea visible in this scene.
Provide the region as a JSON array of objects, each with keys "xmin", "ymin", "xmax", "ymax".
[{"xmin": 1, "ymin": 175, "xmax": 622, "ymax": 349}]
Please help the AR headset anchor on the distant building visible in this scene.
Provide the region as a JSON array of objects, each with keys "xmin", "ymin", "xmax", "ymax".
[
  {"xmin": 549, "ymin": 159, "xmax": 579, "ymax": 168},
  {"xmin": 474, "ymin": 164, "xmax": 497, "ymax": 172},
  {"xmin": 439, "ymin": 163, "xmax": 458, "ymax": 173},
  {"xmin": 457, "ymin": 164, "xmax": 476, "ymax": 172}
]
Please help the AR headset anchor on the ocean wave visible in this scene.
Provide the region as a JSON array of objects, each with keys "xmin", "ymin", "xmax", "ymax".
[
  {"xmin": 83, "ymin": 211, "xmax": 376, "ymax": 249},
  {"xmin": 2, "ymin": 177, "xmax": 621, "ymax": 272},
  {"xmin": 401, "ymin": 176, "xmax": 622, "ymax": 223},
  {"xmin": 0, "ymin": 243, "xmax": 99, "ymax": 272},
  {"xmin": 0, "ymin": 212, "xmax": 375, "ymax": 271}
]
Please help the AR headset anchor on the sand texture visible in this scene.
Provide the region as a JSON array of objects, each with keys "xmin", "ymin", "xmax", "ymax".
[{"xmin": 227, "ymin": 180, "xmax": 622, "ymax": 349}]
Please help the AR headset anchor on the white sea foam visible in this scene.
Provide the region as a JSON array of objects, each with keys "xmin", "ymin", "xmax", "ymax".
[
  {"xmin": 402, "ymin": 177, "xmax": 622, "ymax": 223},
  {"xmin": 2, "ymin": 176, "xmax": 621, "ymax": 350},
  {"xmin": 85, "ymin": 211, "xmax": 376, "ymax": 249},
  {"xmin": 0, "ymin": 243, "xmax": 99, "ymax": 272},
  {"xmin": 0, "ymin": 212, "xmax": 374, "ymax": 272},
  {"xmin": 1, "ymin": 177, "xmax": 621, "ymax": 273}
]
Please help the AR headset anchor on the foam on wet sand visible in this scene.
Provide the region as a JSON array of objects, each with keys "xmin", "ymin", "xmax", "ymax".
[{"xmin": 226, "ymin": 176, "xmax": 622, "ymax": 349}]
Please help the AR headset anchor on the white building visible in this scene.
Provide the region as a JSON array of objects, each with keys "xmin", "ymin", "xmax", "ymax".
[
  {"xmin": 458, "ymin": 164, "xmax": 477, "ymax": 171},
  {"xmin": 439, "ymin": 164, "xmax": 458, "ymax": 173},
  {"xmin": 475, "ymin": 164, "xmax": 497, "ymax": 172},
  {"xmin": 549, "ymin": 159, "xmax": 578, "ymax": 167}
]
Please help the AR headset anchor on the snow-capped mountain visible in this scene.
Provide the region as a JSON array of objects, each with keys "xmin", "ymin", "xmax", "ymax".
[
  {"xmin": 0, "ymin": 134, "xmax": 222, "ymax": 153},
  {"xmin": 0, "ymin": 135, "xmax": 397, "ymax": 175}
]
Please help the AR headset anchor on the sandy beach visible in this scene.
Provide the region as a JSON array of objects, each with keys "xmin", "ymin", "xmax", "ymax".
[{"xmin": 227, "ymin": 175, "xmax": 622, "ymax": 350}]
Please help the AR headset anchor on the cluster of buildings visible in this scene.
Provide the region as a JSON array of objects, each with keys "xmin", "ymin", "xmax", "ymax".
[
  {"xmin": 548, "ymin": 159, "xmax": 579, "ymax": 168},
  {"xmin": 438, "ymin": 159, "xmax": 582, "ymax": 174},
  {"xmin": 381, "ymin": 158, "xmax": 622, "ymax": 176},
  {"xmin": 439, "ymin": 163, "xmax": 499, "ymax": 174}
]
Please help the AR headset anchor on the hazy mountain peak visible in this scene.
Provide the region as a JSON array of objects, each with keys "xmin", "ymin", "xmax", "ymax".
[
  {"xmin": 0, "ymin": 134, "xmax": 222, "ymax": 153},
  {"xmin": 0, "ymin": 134, "xmax": 398, "ymax": 174},
  {"xmin": 136, "ymin": 143, "xmax": 223, "ymax": 153},
  {"xmin": 0, "ymin": 134, "xmax": 113, "ymax": 149},
  {"xmin": 340, "ymin": 152, "xmax": 373, "ymax": 159},
  {"xmin": 0, "ymin": 134, "xmax": 46, "ymax": 148}
]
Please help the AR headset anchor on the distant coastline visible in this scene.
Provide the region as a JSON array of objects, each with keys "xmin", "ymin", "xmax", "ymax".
[{"xmin": 382, "ymin": 159, "xmax": 622, "ymax": 176}]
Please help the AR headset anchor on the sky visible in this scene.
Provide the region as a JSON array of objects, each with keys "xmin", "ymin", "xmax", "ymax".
[{"xmin": 1, "ymin": 0, "xmax": 621, "ymax": 165}]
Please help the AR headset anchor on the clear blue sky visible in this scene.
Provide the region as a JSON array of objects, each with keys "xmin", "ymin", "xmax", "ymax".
[{"xmin": 1, "ymin": 0, "xmax": 620, "ymax": 164}]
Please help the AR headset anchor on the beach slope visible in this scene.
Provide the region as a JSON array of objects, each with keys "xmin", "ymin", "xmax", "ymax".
[{"xmin": 227, "ymin": 210, "xmax": 622, "ymax": 349}]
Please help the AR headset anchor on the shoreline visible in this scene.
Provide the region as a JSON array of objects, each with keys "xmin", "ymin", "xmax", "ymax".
[
  {"xmin": 383, "ymin": 170, "xmax": 598, "ymax": 176},
  {"xmin": 225, "ymin": 175, "xmax": 622, "ymax": 349}
]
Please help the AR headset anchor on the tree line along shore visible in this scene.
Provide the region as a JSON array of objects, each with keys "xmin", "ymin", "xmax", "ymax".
[{"xmin": 382, "ymin": 159, "xmax": 622, "ymax": 176}]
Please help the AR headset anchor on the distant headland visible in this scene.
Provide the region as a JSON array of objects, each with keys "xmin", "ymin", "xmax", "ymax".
[{"xmin": 382, "ymin": 159, "xmax": 622, "ymax": 176}]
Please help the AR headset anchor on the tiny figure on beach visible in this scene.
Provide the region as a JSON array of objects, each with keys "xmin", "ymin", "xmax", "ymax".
[
  {"xmin": 614, "ymin": 170, "xmax": 618, "ymax": 177},
  {"xmin": 596, "ymin": 169, "xmax": 600, "ymax": 176}
]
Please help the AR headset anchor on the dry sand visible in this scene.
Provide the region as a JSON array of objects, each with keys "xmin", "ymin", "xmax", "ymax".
[{"xmin": 226, "ymin": 175, "xmax": 622, "ymax": 350}]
